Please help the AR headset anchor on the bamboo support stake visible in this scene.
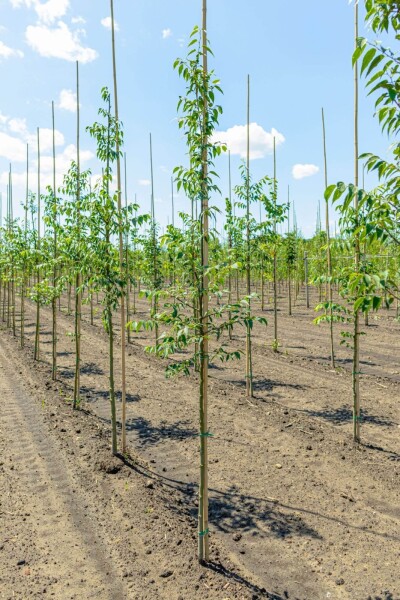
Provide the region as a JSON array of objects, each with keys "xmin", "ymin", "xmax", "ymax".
[
  {"xmin": 273, "ymin": 138, "xmax": 278, "ymax": 347},
  {"xmin": 228, "ymin": 150, "xmax": 233, "ymax": 338},
  {"xmin": 34, "ymin": 128, "xmax": 41, "ymax": 360},
  {"xmin": 353, "ymin": 2, "xmax": 361, "ymax": 443},
  {"xmin": 21, "ymin": 144, "xmax": 29, "ymax": 348},
  {"xmin": 110, "ymin": 0, "xmax": 127, "ymax": 454},
  {"xmin": 198, "ymin": 0, "xmax": 210, "ymax": 563},
  {"xmin": 149, "ymin": 133, "xmax": 159, "ymax": 343},
  {"xmin": 322, "ymin": 107, "xmax": 335, "ymax": 368},
  {"xmin": 74, "ymin": 61, "xmax": 82, "ymax": 409},
  {"xmin": 124, "ymin": 152, "xmax": 131, "ymax": 344},
  {"xmin": 245, "ymin": 75, "xmax": 253, "ymax": 396},
  {"xmin": 304, "ymin": 252, "xmax": 310, "ymax": 309},
  {"xmin": 287, "ymin": 186, "xmax": 292, "ymax": 317},
  {"xmin": 51, "ymin": 101, "xmax": 57, "ymax": 380}
]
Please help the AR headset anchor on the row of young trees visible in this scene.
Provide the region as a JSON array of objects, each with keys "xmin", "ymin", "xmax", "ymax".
[{"xmin": 0, "ymin": 0, "xmax": 398, "ymax": 563}]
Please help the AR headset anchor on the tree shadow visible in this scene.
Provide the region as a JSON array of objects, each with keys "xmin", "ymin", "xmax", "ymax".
[
  {"xmin": 59, "ymin": 362, "xmax": 104, "ymax": 379},
  {"xmin": 125, "ymin": 416, "xmax": 196, "ymax": 447},
  {"xmin": 298, "ymin": 405, "xmax": 395, "ymax": 427},
  {"xmin": 205, "ymin": 561, "xmax": 284, "ymax": 599},
  {"xmin": 225, "ymin": 377, "xmax": 307, "ymax": 394},
  {"xmin": 59, "ymin": 367, "xmax": 74, "ymax": 379},
  {"xmin": 79, "ymin": 386, "xmax": 140, "ymax": 404},
  {"xmin": 207, "ymin": 485, "xmax": 321, "ymax": 541},
  {"xmin": 118, "ymin": 454, "xmax": 400, "ymax": 544},
  {"xmin": 81, "ymin": 361, "xmax": 104, "ymax": 376},
  {"xmin": 303, "ymin": 355, "xmax": 379, "ymax": 369},
  {"xmin": 363, "ymin": 442, "xmax": 400, "ymax": 462}
]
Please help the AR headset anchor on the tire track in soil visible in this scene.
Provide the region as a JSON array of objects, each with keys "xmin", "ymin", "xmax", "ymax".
[{"xmin": 0, "ymin": 340, "xmax": 128, "ymax": 600}]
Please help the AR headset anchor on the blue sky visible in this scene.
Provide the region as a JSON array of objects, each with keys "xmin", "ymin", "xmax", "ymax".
[{"xmin": 0, "ymin": 0, "xmax": 395, "ymax": 237}]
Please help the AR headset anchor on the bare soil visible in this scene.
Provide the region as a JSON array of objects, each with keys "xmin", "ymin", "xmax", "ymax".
[{"xmin": 1, "ymin": 286, "xmax": 399, "ymax": 600}]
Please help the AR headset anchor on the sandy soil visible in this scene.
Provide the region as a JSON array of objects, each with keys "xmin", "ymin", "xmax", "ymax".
[{"xmin": 0, "ymin": 285, "xmax": 399, "ymax": 600}]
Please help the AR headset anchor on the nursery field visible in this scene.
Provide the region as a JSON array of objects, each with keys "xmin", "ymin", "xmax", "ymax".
[
  {"xmin": 0, "ymin": 289, "xmax": 398, "ymax": 599},
  {"xmin": 1, "ymin": 0, "xmax": 399, "ymax": 598}
]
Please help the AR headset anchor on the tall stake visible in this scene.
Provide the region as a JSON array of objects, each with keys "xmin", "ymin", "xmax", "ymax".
[
  {"xmin": 228, "ymin": 150, "xmax": 233, "ymax": 338},
  {"xmin": 273, "ymin": 137, "xmax": 278, "ymax": 348},
  {"xmin": 198, "ymin": 0, "xmax": 210, "ymax": 563},
  {"xmin": 171, "ymin": 176, "xmax": 175, "ymax": 227},
  {"xmin": 21, "ymin": 144, "xmax": 29, "ymax": 347},
  {"xmin": 73, "ymin": 61, "xmax": 82, "ymax": 408},
  {"xmin": 149, "ymin": 133, "xmax": 159, "ymax": 343},
  {"xmin": 34, "ymin": 128, "xmax": 41, "ymax": 360},
  {"xmin": 245, "ymin": 75, "xmax": 253, "ymax": 396},
  {"xmin": 353, "ymin": 2, "xmax": 361, "ymax": 443},
  {"xmin": 9, "ymin": 166, "xmax": 16, "ymax": 337},
  {"xmin": 287, "ymin": 185, "xmax": 292, "ymax": 317},
  {"xmin": 110, "ymin": 0, "xmax": 127, "ymax": 454},
  {"xmin": 51, "ymin": 101, "xmax": 57, "ymax": 380},
  {"xmin": 124, "ymin": 152, "xmax": 131, "ymax": 343},
  {"xmin": 322, "ymin": 107, "xmax": 335, "ymax": 368}
]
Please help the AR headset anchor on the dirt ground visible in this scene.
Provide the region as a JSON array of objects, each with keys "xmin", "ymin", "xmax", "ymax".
[{"xmin": 0, "ymin": 284, "xmax": 399, "ymax": 600}]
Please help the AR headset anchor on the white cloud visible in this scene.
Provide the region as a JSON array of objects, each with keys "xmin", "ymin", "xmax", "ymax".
[
  {"xmin": 0, "ymin": 132, "xmax": 27, "ymax": 161},
  {"xmin": 10, "ymin": 0, "xmax": 34, "ymax": 8},
  {"xmin": 0, "ymin": 112, "xmax": 8, "ymax": 125},
  {"xmin": 35, "ymin": 0, "xmax": 70, "ymax": 24},
  {"xmin": 26, "ymin": 21, "xmax": 98, "ymax": 63},
  {"xmin": 0, "ymin": 40, "xmax": 24, "ymax": 59},
  {"xmin": 292, "ymin": 163, "xmax": 320, "ymax": 180},
  {"xmin": 0, "ymin": 143, "xmax": 94, "ymax": 190},
  {"xmin": 30, "ymin": 128, "xmax": 64, "ymax": 152},
  {"xmin": 71, "ymin": 15, "xmax": 85, "ymax": 25},
  {"xmin": 8, "ymin": 117, "xmax": 28, "ymax": 135},
  {"xmin": 0, "ymin": 117, "xmax": 65, "ymax": 161},
  {"xmin": 101, "ymin": 16, "xmax": 119, "ymax": 31},
  {"xmin": 162, "ymin": 28, "xmax": 172, "ymax": 39},
  {"xmin": 39, "ymin": 143, "xmax": 93, "ymax": 174},
  {"xmin": 138, "ymin": 179, "xmax": 151, "ymax": 186},
  {"xmin": 10, "ymin": 0, "xmax": 70, "ymax": 24},
  {"xmin": 58, "ymin": 88, "xmax": 78, "ymax": 112},
  {"xmin": 211, "ymin": 123, "xmax": 285, "ymax": 160}
]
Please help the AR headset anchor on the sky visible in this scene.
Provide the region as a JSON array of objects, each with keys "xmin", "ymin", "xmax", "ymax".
[{"xmin": 0, "ymin": 0, "xmax": 396, "ymax": 237}]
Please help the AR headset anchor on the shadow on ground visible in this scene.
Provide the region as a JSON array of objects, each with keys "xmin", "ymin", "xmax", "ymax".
[{"xmin": 298, "ymin": 404, "xmax": 395, "ymax": 427}]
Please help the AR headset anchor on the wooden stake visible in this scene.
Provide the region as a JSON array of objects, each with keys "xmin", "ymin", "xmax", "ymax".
[
  {"xmin": 51, "ymin": 101, "xmax": 57, "ymax": 380},
  {"xmin": 322, "ymin": 107, "xmax": 335, "ymax": 368},
  {"xmin": 74, "ymin": 60, "xmax": 82, "ymax": 409},
  {"xmin": 198, "ymin": 0, "xmax": 210, "ymax": 563},
  {"xmin": 273, "ymin": 137, "xmax": 278, "ymax": 347},
  {"xmin": 353, "ymin": 2, "xmax": 361, "ymax": 443},
  {"xmin": 110, "ymin": 0, "xmax": 127, "ymax": 454},
  {"xmin": 34, "ymin": 128, "xmax": 41, "ymax": 360},
  {"xmin": 245, "ymin": 75, "xmax": 253, "ymax": 396}
]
